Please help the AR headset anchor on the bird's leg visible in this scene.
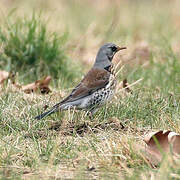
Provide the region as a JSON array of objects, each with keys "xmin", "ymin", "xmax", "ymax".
[{"xmin": 88, "ymin": 108, "xmax": 99, "ymax": 120}]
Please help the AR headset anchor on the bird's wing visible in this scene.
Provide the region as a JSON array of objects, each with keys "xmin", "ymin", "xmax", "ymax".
[{"xmin": 57, "ymin": 68, "xmax": 110, "ymax": 105}]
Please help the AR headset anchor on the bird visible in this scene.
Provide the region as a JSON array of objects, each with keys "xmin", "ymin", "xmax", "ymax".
[{"xmin": 35, "ymin": 43, "xmax": 126, "ymax": 120}]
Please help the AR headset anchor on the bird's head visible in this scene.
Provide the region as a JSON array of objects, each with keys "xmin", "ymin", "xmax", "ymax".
[{"xmin": 94, "ymin": 43, "xmax": 126, "ymax": 69}]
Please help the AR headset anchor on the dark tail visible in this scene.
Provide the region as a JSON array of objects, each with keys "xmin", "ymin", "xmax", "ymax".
[{"xmin": 35, "ymin": 107, "xmax": 57, "ymax": 120}]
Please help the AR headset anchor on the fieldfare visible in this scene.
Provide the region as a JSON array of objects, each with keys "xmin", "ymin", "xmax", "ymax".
[{"xmin": 35, "ymin": 43, "xmax": 126, "ymax": 120}]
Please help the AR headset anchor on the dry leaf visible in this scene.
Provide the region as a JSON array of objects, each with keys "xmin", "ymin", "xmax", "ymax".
[
  {"xmin": 21, "ymin": 76, "xmax": 52, "ymax": 94},
  {"xmin": 122, "ymin": 79, "xmax": 133, "ymax": 93},
  {"xmin": 143, "ymin": 130, "xmax": 180, "ymax": 165},
  {"xmin": 116, "ymin": 79, "xmax": 133, "ymax": 95},
  {"xmin": 0, "ymin": 70, "xmax": 9, "ymax": 84},
  {"xmin": 0, "ymin": 72, "xmax": 51, "ymax": 95}
]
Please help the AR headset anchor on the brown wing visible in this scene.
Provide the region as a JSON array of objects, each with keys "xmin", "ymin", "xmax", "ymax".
[{"xmin": 59, "ymin": 68, "xmax": 110, "ymax": 104}]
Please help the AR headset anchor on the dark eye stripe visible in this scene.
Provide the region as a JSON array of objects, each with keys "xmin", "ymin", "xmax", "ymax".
[{"xmin": 111, "ymin": 46, "xmax": 117, "ymax": 51}]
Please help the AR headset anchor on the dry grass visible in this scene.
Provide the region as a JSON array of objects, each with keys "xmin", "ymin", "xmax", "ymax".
[{"xmin": 0, "ymin": 0, "xmax": 180, "ymax": 179}]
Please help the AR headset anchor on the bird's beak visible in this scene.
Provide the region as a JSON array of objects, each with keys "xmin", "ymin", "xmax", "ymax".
[{"xmin": 116, "ymin": 46, "xmax": 127, "ymax": 51}]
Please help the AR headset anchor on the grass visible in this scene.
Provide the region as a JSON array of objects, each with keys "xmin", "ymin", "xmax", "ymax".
[
  {"xmin": 0, "ymin": 0, "xmax": 180, "ymax": 179},
  {"xmin": 0, "ymin": 12, "xmax": 82, "ymax": 87}
]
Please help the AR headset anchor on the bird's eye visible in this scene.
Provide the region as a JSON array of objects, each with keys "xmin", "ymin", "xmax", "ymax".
[{"xmin": 111, "ymin": 46, "xmax": 117, "ymax": 52}]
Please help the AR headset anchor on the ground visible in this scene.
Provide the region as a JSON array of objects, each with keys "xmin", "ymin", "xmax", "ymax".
[{"xmin": 0, "ymin": 0, "xmax": 180, "ymax": 179}]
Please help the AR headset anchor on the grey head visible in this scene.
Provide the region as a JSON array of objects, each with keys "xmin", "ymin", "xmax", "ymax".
[{"xmin": 93, "ymin": 43, "xmax": 126, "ymax": 69}]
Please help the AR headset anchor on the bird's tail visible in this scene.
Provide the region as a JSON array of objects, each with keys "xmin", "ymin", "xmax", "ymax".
[{"xmin": 35, "ymin": 107, "xmax": 58, "ymax": 120}]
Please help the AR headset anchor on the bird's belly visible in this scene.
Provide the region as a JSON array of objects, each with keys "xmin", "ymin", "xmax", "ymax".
[
  {"xmin": 77, "ymin": 86, "xmax": 114, "ymax": 110},
  {"xmin": 90, "ymin": 87, "xmax": 114, "ymax": 106}
]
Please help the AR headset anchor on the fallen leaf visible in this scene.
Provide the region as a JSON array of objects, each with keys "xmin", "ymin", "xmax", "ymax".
[
  {"xmin": 21, "ymin": 76, "xmax": 52, "ymax": 94},
  {"xmin": 166, "ymin": 131, "xmax": 180, "ymax": 155},
  {"xmin": 116, "ymin": 79, "xmax": 133, "ymax": 96},
  {"xmin": 0, "ymin": 72, "xmax": 51, "ymax": 95},
  {"xmin": 0, "ymin": 70, "xmax": 9, "ymax": 84},
  {"xmin": 43, "ymin": 104, "xmax": 49, "ymax": 110},
  {"xmin": 143, "ymin": 130, "xmax": 180, "ymax": 165},
  {"xmin": 122, "ymin": 79, "xmax": 133, "ymax": 93}
]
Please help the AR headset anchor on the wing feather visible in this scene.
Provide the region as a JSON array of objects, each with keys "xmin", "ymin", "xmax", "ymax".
[{"xmin": 59, "ymin": 68, "xmax": 110, "ymax": 104}]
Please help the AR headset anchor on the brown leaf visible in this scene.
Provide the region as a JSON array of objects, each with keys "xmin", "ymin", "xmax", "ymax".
[
  {"xmin": 116, "ymin": 79, "xmax": 133, "ymax": 95},
  {"xmin": 122, "ymin": 79, "xmax": 133, "ymax": 93},
  {"xmin": 167, "ymin": 132, "xmax": 180, "ymax": 155},
  {"xmin": 22, "ymin": 76, "xmax": 52, "ymax": 94},
  {"xmin": 38, "ymin": 76, "xmax": 52, "ymax": 94},
  {"xmin": 143, "ymin": 130, "xmax": 180, "ymax": 165},
  {"xmin": 0, "ymin": 70, "xmax": 9, "ymax": 84}
]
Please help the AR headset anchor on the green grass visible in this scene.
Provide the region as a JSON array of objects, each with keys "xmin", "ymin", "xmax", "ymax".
[
  {"xmin": 0, "ymin": 0, "xmax": 180, "ymax": 179},
  {"xmin": 0, "ymin": 13, "xmax": 82, "ymax": 86}
]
